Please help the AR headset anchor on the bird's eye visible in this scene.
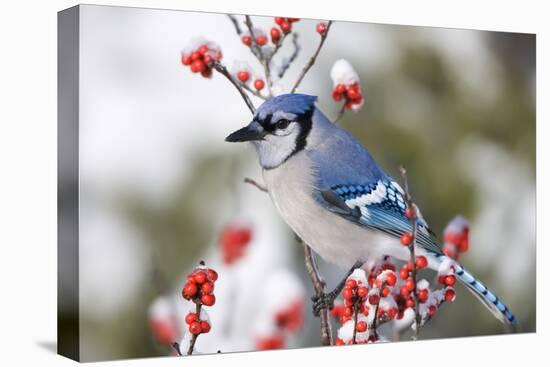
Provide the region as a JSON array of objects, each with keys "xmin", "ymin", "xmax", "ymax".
[{"xmin": 275, "ymin": 119, "xmax": 291, "ymax": 129}]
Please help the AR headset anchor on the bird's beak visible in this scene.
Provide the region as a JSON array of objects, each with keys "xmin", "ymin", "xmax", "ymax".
[{"xmin": 225, "ymin": 121, "xmax": 265, "ymax": 142}]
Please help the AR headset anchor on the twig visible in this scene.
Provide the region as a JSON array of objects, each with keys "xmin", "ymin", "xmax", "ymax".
[
  {"xmin": 277, "ymin": 33, "xmax": 301, "ymax": 79},
  {"xmin": 171, "ymin": 342, "xmax": 182, "ymax": 356},
  {"xmin": 240, "ymin": 82, "xmax": 268, "ymax": 100},
  {"xmin": 212, "ymin": 62, "xmax": 256, "ymax": 114},
  {"xmin": 244, "ymin": 15, "xmax": 273, "ymax": 97},
  {"xmin": 291, "ymin": 20, "xmax": 333, "ymax": 93},
  {"xmin": 399, "ymin": 165, "xmax": 421, "ymax": 339},
  {"xmin": 227, "ymin": 14, "xmax": 242, "ymax": 35},
  {"xmin": 371, "ymin": 301, "xmax": 381, "ymax": 339},
  {"xmin": 334, "ymin": 103, "xmax": 346, "ymax": 123},
  {"xmin": 303, "ymin": 243, "xmax": 334, "ymax": 346},
  {"xmin": 244, "ymin": 177, "xmax": 268, "ymax": 192},
  {"xmin": 352, "ymin": 301, "xmax": 359, "ymax": 344},
  {"xmin": 187, "ymin": 302, "xmax": 202, "ymax": 355}
]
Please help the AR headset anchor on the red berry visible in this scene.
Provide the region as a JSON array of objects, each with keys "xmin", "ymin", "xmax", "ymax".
[
  {"xmin": 404, "ymin": 277, "xmax": 415, "ymax": 292},
  {"xmin": 357, "ymin": 286, "xmax": 368, "ymax": 298},
  {"xmin": 340, "ymin": 315, "xmax": 351, "ymax": 324},
  {"xmin": 405, "ymin": 206, "xmax": 416, "ymax": 219},
  {"xmin": 438, "ymin": 275, "xmax": 445, "ymax": 284},
  {"xmin": 316, "ymin": 22, "xmax": 327, "ymax": 35},
  {"xmin": 345, "ymin": 279, "xmax": 357, "ymax": 289},
  {"xmin": 201, "ymin": 281, "xmax": 214, "ymax": 294},
  {"xmin": 189, "ymin": 321, "xmax": 202, "ymax": 335},
  {"xmin": 280, "ymin": 21, "xmax": 292, "ymax": 33},
  {"xmin": 288, "ymin": 18, "xmax": 300, "ymax": 23},
  {"xmin": 198, "ymin": 45, "xmax": 209, "ymax": 55},
  {"xmin": 405, "ymin": 297, "xmax": 415, "ymax": 308},
  {"xmin": 332, "ymin": 90, "xmax": 343, "ymax": 101},
  {"xmin": 237, "ymin": 71, "xmax": 250, "ymax": 82},
  {"xmin": 194, "ymin": 271, "xmax": 207, "ymax": 284},
  {"xmin": 368, "ymin": 294, "xmax": 380, "ymax": 305},
  {"xmin": 343, "ymin": 306, "xmax": 353, "ymax": 317},
  {"xmin": 207, "ymin": 269, "xmax": 218, "ymax": 282},
  {"xmin": 356, "ymin": 321, "xmax": 368, "ymax": 332},
  {"xmin": 200, "ymin": 320, "xmax": 211, "ymax": 333},
  {"xmin": 427, "ymin": 305, "xmax": 437, "ymax": 317},
  {"xmin": 400, "ymin": 286, "xmax": 410, "ymax": 298},
  {"xmin": 182, "ymin": 282, "xmax": 198, "ymax": 299},
  {"xmin": 444, "ymin": 288, "xmax": 456, "ymax": 302},
  {"xmin": 191, "ymin": 51, "xmax": 201, "ymax": 61},
  {"xmin": 399, "ymin": 267, "xmax": 409, "ymax": 280},
  {"xmin": 181, "ymin": 54, "xmax": 192, "ymax": 65},
  {"xmin": 444, "ymin": 275, "xmax": 456, "ymax": 286},
  {"xmin": 274, "ymin": 17, "xmax": 285, "ymax": 25},
  {"xmin": 241, "ymin": 35, "xmax": 252, "ymax": 46},
  {"xmin": 381, "ymin": 287, "xmax": 391, "ymax": 298},
  {"xmin": 270, "ymin": 27, "xmax": 281, "ymax": 43},
  {"xmin": 335, "ymin": 338, "xmax": 345, "ymax": 345},
  {"xmin": 386, "ymin": 272, "xmax": 397, "ymax": 286},
  {"xmin": 346, "ymin": 88, "xmax": 360, "ymax": 100},
  {"xmin": 203, "ymin": 53, "xmax": 213, "ymax": 65},
  {"xmin": 368, "ymin": 335, "xmax": 377, "ymax": 343},
  {"xmin": 256, "ymin": 35, "xmax": 268, "ymax": 46},
  {"xmin": 417, "ymin": 289, "xmax": 429, "ymax": 303},
  {"xmin": 342, "ymin": 287, "xmax": 354, "ymax": 301},
  {"xmin": 335, "ymin": 84, "xmax": 346, "ymax": 94},
  {"xmin": 215, "ymin": 50, "xmax": 223, "ymax": 60},
  {"xmin": 400, "ymin": 232, "xmax": 413, "ymax": 246},
  {"xmin": 185, "ymin": 312, "xmax": 197, "ymax": 325},
  {"xmin": 190, "ymin": 60, "xmax": 206, "ymax": 73},
  {"xmin": 387, "ymin": 307, "xmax": 398, "ymax": 319},
  {"xmin": 415, "ymin": 256, "xmax": 428, "ymax": 269},
  {"xmin": 201, "ymin": 294, "xmax": 216, "ymax": 306},
  {"xmin": 254, "ymin": 79, "xmax": 265, "ymax": 91},
  {"xmin": 201, "ymin": 68, "xmax": 212, "ymax": 78}
]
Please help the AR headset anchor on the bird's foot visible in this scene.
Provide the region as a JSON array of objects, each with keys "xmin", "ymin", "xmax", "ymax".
[{"xmin": 311, "ymin": 290, "xmax": 339, "ymax": 317}]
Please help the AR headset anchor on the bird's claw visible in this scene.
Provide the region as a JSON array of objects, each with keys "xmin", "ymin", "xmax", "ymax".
[{"xmin": 311, "ymin": 292, "xmax": 337, "ymax": 317}]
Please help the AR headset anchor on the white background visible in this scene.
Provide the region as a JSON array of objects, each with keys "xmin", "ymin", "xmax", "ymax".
[{"xmin": 0, "ymin": 0, "xmax": 547, "ymax": 366}]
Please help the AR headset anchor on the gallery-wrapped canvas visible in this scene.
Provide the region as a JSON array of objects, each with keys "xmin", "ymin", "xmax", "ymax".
[{"xmin": 58, "ymin": 4, "xmax": 535, "ymax": 362}]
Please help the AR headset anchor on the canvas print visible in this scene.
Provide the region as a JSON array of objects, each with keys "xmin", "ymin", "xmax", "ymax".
[{"xmin": 57, "ymin": 4, "xmax": 536, "ymax": 362}]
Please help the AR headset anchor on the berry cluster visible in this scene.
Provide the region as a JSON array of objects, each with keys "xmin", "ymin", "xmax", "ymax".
[
  {"xmin": 185, "ymin": 309, "xmax": 212, "ymax": 336},
  {"xmin": 274, "ymin": 17, "xmax": 300, "ymax": 34},
  {"xmin": 442, "ymin": 215, "xmax": 470, "ymax": 260},
  {"xmin": 148, "ymin": 297, "xmax": 179, "ymax": 346},
  {"xmin": 234, "ymin": 68, "xmax": 265, "ymax": 91},
  {"xmin": 331, "ymin": 82, "xmax": 364, "ymax": 110},
  {"xmin": 255, "ymin": 335, "xmax": 285, "ymax": 350},
  {"xmin": 219, "ymin": 222, "xmax": 252, "ymax": 264},
  {"xmin": 182, "ymin": 267, "xmax": 218, "ymax": 305},
  {"xmin": 241, "ymin": 28, "xmax": 269, "ymax": 48},
  {"xmin": 181, "ymin": 39, "xmax": 222, "ymax": 78}
]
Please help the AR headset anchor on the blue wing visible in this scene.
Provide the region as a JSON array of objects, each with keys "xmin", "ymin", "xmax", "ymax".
[{"xmin": 306, "ymin": 140, "xmax": 441, "ymax": 254}]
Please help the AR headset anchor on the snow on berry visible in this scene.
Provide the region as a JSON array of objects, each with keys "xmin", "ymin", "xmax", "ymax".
[
  {"xmin": 443, "ymin": 215, "xmax": 470, "ymax": 259},
  {"xmin": 274, "ymin": 17, "xmax": 300, "ymax": 34},
  {"xmin": 330, "ymin": 59, "xmax": 364, "ymax": 111},
  {"xmin": 347, "ymin": 268, "xmax": 368, "ymax": 285},
  {"xmin": 231, "ymin": 60, "xmax": 254, "ymax": 85},
  {"xmin": 181, "ymin": 37, "xmax": 222, "ymax": 79},
  {"xmin": 337, "ymin": 314, "xmax": 370, "ymax": 344}
]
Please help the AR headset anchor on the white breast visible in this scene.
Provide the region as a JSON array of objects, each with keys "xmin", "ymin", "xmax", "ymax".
[{"xmin": 262, "ymin": 152, "xmax": 412, "ymax": 269}]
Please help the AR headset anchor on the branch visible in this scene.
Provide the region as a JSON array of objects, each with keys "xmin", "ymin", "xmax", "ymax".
[
  {"xmin": 244, "ymin": 15, "xmax": 273, "ymax": 97},
  {"xmin": 277, "ymin": 33, "xmax": 301, "ymax": 79},
  {"xmin": 227, "ymin": 14, "xmax": 242, "ymax": 35},
  {"xmin": 171, "ymin": 342, "xmax": 182, "ymax": 356},
  {"xmin": 240, "ymin": 82, "xmax": 268, "ymax": 100},
  {"xmin": 399, "ymin": 165, "xmax": 421, "ymax": 339},
  {"xmin": 291, "ymin": 20, "xmax": 333, "ymax": 93},
  {"xmin": 334, "ymin": 103, "xmax": 346, "ymax": 123},
  {"xmin": 187, "ymin": 302, "xmax": 202, "ymax": 355},
  {"xmin": 212, "ymin": 62, "xmax": 256, "ymax": 114},
  {"xmin": 303, "ymin": 243, "xmax": 333, "ymax": 346},
  {"xmin": 244, "ymin": 177, "xmax": 268, "ymax": 192}
]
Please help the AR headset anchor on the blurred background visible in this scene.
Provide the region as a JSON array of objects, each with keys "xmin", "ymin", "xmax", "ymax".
[{"xmin": 59, "ymin": 4, "xmax": 535, "ymax": 361}]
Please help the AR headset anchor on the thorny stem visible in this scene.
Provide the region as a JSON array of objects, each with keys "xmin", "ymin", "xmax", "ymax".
[
  {"xmin": 187, "ymin": 302, "xmax": 202, "ymax": 355},
  {"xmin": 291, "ymin": 20, "xmax": 333, "ymax": 93},
  {"xmin": 212, "ymin": 62, "xmax": 256, "ymax": 114},
  {"xmin": 303, "ymin": 244, "xmax": 334, "ymax": 346},
  {"xmin": 399, "ymin": 166, "xmax": 421, "ymax": 339}
]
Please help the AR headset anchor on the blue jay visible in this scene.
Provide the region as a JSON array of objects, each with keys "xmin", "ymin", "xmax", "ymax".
[{"xmin": 225, "ymin": 93, "xmax": 516, "ymax": 326}]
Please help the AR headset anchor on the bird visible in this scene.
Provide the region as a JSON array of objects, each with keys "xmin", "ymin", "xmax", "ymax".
[{"xmin": 225, "ymin": 93, "xmax": 516, "ymax": 326}]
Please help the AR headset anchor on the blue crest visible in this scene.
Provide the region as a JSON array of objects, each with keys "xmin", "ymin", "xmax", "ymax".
[{"xmin": 255, "ymin": 94, "xmax": 318, "ymax": 121}]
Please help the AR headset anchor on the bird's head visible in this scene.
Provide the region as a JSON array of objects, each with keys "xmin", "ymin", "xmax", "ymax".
[{"xmin": 225, "ymin": 93, "xmax": 317, "ymax": 169}]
